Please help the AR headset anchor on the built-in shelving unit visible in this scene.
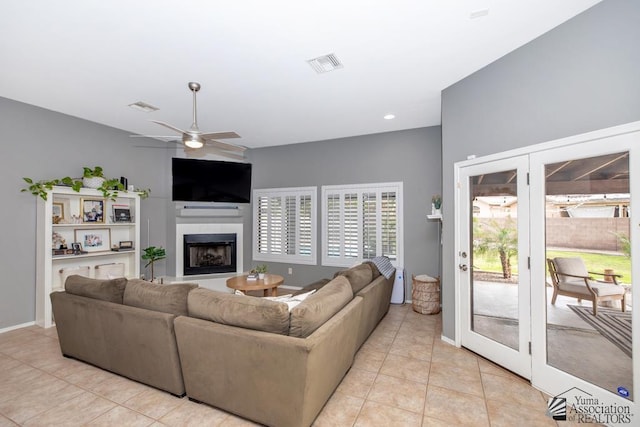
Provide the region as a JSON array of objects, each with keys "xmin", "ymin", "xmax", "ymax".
[{"xmin": 36, "ymin": 186, "xmax": 140, "ymax": 327}]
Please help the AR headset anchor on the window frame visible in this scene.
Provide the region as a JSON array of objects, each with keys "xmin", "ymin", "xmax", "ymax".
[
  {"xmin": 321, "ymin": 181, "xmax": 403, "ymax": 267},
  {"xmin": 252, "ymin": 186, "xmax": 317, "ymax": 265}
]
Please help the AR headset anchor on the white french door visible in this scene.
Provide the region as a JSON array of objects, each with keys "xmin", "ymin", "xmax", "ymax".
[
  {"xmin": 456, "ymin": 122, "xmax": 640, "ymax": 423},
  {"xmin": 458, "ymin": 155, "xmax": 531, "ymax": 378},
  {"xmin": 530, "ymin": 132, "xmax": 638, "ymax": 415}
]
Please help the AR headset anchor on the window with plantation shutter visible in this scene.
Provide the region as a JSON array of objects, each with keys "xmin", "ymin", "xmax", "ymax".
[
  {"xmin": 321, "ymin": 182, "xmax": 403, "ymax": 267},
  {"xmin": 253, "ymin": 187, "xmax": 317, "ymax": 264}
]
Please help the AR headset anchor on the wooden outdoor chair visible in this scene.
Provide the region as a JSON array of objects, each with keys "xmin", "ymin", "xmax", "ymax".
[{"xmin": 547, "ymin": 257, "xmax": 626, "ymax": 316}]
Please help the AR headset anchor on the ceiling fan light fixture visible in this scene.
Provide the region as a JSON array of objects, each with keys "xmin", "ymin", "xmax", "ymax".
[{"xmin": 185, "ymin": 137, "xmax": 203, "ymax": 149}]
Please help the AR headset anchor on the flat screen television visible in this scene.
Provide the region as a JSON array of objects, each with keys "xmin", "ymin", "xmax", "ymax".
[{"xmin": 172, "ymin": 158, "xmax": 252, "ymax": 203}]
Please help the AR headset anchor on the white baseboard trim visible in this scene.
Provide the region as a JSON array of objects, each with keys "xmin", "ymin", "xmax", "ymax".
[
  {"xmin": 440, "ymin": 334, "xmax": 457, "ymax": 347},
  {"xmin": 0, "ymin": 321, "xmax": 35, "ymax": 334}
]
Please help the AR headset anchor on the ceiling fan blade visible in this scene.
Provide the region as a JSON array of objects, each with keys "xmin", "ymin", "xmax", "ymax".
[
  {"xmin": 151, "ymin": 120, "xmax": 188, "ymax": 136},
  {"xmin": 201, "ymin": 131, "xmax": 241, "ymax": 140},
  {"xmin": 204, "ymin": 139, "xmax": 247, "ymax": 153},
  {"xmin": 130, "ymin": 135, "xmax": 181, "ymax": 138}
]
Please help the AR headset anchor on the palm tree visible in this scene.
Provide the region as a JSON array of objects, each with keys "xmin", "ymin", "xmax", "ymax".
[{"xmin": 473, "ymin": 218, "xmax": 518, "ymax": 279}]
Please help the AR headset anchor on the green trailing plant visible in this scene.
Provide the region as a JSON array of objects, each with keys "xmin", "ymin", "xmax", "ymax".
[
  {"xmin": 83, "ymin": 166, "xmax": 105, "ymax": 178},
  {"xmin": 142, "ymin": 246, "xmax": 166, "ymax": 280},
  {"xmin": 473, "ymin": 217, "xmax": 518, "ymax": 279},
  {"xmin": 21, "ymin": 166, "xmax": 151, "ymax": 201}
]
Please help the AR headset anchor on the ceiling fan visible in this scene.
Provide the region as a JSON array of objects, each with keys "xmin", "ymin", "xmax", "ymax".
[{"xmin": 132, "ymin": 82, "xmax": 246, "ymax": 160}]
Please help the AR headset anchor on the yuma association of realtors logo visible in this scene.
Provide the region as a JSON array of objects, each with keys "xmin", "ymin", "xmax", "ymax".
[{"xmin": 546, "ymin": 387, "xmax": 633, "ymax": 424}]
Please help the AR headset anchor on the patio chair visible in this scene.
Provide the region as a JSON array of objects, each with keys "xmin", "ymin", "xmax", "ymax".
[{"xmin": 547, "ymin": 257, "xmax": 626, "ymax": 316}]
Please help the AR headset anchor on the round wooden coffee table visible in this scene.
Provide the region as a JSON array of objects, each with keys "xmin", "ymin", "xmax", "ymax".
[{"xmin": 226, "ymin": 274, "xmax": 284, "ymax": 297}]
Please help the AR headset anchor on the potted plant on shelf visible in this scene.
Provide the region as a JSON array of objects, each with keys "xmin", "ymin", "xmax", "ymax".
[
  {"xmin": 21, "ymin": 166, "xmax": 151, "ymax": 201},
  {"xmin": 142, "ymin": 246, "xmax": 166, "ymax": 282},
  {"xmin": 431, "ymin": 194, "xmax": 442, "ymax": 216},
  {"xmin": 255, "ymin": 264, "xmax": 268, "ymax": 280}
]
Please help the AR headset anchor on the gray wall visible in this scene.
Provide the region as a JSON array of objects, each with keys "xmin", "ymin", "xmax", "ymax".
[
  {"xmin": 246, "ymin": 127, "xmax": 442, "ymax": 295},
  {"xmin": 0, "ymin": 95, "xmax": 442, "ymax": 329},
  {"xmin": 0, "ymin": 97, "xmax": 170, "ymax": 329},
  {"xmin": 440, "ymin": 0, "xmax": 640, "ymax": 339}
]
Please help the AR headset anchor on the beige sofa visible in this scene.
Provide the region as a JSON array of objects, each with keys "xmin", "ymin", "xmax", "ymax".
[
  {"xmin": 175, "ymin": 262, "xmax": 394, "ymax": 427},
  {"xmin": 51, "ymin": 276, "xmax": 197, "ymax": 396},
  {"xmin": 50, "ymin": 261, "xmax": 394, "ymax": 427}
]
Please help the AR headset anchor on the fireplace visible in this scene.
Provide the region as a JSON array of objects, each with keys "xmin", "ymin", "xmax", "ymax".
[{"xmin": 183, "ymin": 233, "xmax": 237, "ymax": 275}]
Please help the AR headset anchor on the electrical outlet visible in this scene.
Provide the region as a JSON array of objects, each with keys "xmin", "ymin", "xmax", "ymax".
[{"xmin": 288, "ymin": 267, "xmax": 293, "ymax": 275}]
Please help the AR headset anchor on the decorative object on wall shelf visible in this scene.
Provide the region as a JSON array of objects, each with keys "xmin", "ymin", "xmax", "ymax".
[
  {"xmin": 142, "ymin": 246, "xmax": 166, "ymax": 281},
  {"xmin": 75, "ymin": 228, "xmax": 111, "ymax": 253},
  {"xmin": 21, "ymin": 166, "xmax": 151, "ymax": 201},
  {"xmin": 112, "ymin": 204, "xmax": 132, "ymax": 222},
  {"xmin": 52, "ymin": 202, "xmax": 64, "ymax": 222},
  {"xmin": 81, "ymin": 198, "xmax": 105, "ymax": 223},
  {"xmin": 431, "ymin": 194, "xmax": 442, "ymax": 216}
]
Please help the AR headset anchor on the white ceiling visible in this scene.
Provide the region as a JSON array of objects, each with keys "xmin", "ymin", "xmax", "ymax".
[{"xmin": 0, "ymin": 0, "xmax": 601, "ymax": 149}]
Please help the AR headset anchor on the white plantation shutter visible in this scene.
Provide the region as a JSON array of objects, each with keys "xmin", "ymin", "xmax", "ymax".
[
  {"xmin": 253, "ymin": 187, "xmax": 317, "ymax": 264},
  {"xmin": 322, "ymin": 182, "xmax": 403, "ymax": 267}
]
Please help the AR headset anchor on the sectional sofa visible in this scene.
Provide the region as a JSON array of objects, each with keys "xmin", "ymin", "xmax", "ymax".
[{"xmin": 50, "ymin": 261, "xmax": 395, "ymax": 427}]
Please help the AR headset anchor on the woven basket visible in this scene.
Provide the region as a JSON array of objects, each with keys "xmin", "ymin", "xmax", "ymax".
[{"xmin": 412, "ymin": 275, "xmax": 440, "ymax": 314}]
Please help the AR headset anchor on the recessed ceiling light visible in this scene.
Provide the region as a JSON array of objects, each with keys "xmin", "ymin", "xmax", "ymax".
[
  {"xmin": 128, "ymin": 101, "xmax": 159, "ymax": 113},
  {"xmin": 384, "ymin": 114, "xmax": 396, "ymax": 120}
]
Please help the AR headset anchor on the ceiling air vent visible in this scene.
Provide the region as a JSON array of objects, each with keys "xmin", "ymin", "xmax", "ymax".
[
  {"xmin": 307, "ymin": 53, "xmax": 343, "ymax": 74},
  {"xmin": 128, "ymin": 101, "xmax": 159, "ymax": 113}
]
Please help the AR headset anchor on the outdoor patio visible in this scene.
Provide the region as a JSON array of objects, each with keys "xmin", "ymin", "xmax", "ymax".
[{"xmin": 472, "ymin": 280, "xmax": 633, "ymax": 400}]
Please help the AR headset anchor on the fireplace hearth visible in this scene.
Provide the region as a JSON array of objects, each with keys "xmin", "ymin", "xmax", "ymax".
[{"xmin": 183, "ymin": 233, "xmax": 237, "ymax": 275}]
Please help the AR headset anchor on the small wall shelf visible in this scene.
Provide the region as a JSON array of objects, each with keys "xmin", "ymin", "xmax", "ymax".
[{"xmin": 427, "ymin": 214, "xmax": 442, "ymax": 221}]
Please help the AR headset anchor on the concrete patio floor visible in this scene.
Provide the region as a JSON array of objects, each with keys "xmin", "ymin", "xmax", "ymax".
[{"xmin": 471, "ymin": 281, "xmax": 633, "ymax": 400}]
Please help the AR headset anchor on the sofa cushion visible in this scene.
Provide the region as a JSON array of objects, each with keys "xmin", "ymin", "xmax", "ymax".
[
  {"xmin": 188, "ymin": 288, "xmax": 290, "ymax": 335},
  {"xmin": 65, "ymin": 275, "xmax": 127, "ymax": 304},
  {"xmin": 123, "ymin": 279, "xmax": 197, "ymax": 316},
  {"xmin": 363, "ymin": 261, "xmax": 382, "ymax": 280},
  {"xmin": 289, "ymin": 276, "xmax": 353, "ymax": 338},
  {"xmin": 335, "ymin": 263, "xmax": 373, "ymax": 294}
]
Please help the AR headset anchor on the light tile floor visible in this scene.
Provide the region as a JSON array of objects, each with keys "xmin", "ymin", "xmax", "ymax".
[{"xmin": 0, "ymin": 304, "xmax": 563, "ymax": 426}]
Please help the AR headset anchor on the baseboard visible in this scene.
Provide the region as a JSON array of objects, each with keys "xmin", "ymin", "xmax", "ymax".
[
  {"xmin": 0, "ymin": 321, "xmax": 35, "ymax": 334},
  {"xmin": 440, "ymin": 334, "xmax": 456, "ymax": 346}
]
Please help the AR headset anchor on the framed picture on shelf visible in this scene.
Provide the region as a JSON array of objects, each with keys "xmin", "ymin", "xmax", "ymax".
[
  {"xmin": 52, "ymin": 202, "xmax": 64, "ymax": 221},
  {"xmin": 112, "ymin": 204, "xmax": 132, "ymax": 223},
  {"xmin": 81, "ymin": 198, "xmax": 105, "ymax": 223},
  {"xmin": 74, "ymin": 228, "xmax": 111, "ymax": 253}
]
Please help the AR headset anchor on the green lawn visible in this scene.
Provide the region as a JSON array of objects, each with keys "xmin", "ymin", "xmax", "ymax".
[{"xmin": 473, "ymin": 250, "xmax": 632, "ymax": 284}]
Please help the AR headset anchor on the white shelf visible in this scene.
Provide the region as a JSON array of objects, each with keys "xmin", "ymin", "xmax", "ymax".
[
  {"xmin": 427, "ymin": 214, "xmax": 442, "ymax": 220},
  {"xmin": 52, "ymin": 250, "xmax": 136, "ymax": 261},
  {"xmin": 53, "ymin": 223, "xmax": 135, "ymax": 228},
  {"xmin": 36, "ymin": 186, "xmax": 141, "ymax": 328}
]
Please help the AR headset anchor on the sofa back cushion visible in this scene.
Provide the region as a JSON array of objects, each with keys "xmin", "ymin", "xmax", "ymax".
[
  {"xmin": 123, "ymin": 279, "xmax": 197, "ymax": 316},
  {"xmin": 65, "ymin": 275, "xmax": 127, "ymax": 304},
  {"xmin": 335, "ymin": 263, "xmax": 373, "ymax": 294},
  {"xmin": 187, "ymin": 288, "xmax": 290, "ymax": 335},
  {"xmin": 289, "ymin": 276, "xmax": 353, "ymax": 338},
  {"xmin": 363, "ymin": 261, "xmax": 382, "ymax": 280}
]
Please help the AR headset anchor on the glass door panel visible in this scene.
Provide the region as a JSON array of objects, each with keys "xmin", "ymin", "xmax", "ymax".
[
  {"xmin": 544, "ymin": 152, "xmax": 633, "ymax": 399},
  {"xmin": 459, "ymin": 156, "xmax": 531, "ymax": 378}
]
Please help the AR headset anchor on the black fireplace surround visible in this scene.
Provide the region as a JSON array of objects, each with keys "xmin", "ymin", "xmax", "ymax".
[{"xmin": 183, "ymin": 233, "xmax": 237, "ymax": 275}]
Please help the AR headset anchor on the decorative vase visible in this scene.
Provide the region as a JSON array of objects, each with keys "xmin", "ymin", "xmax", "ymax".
[
  {"xmin": 258, "ymin": 273, "xmax": 265, "ymax": 280},
  {"xmin": 83, "ymin": 176, "xmax": 105, "ymax": 189}
]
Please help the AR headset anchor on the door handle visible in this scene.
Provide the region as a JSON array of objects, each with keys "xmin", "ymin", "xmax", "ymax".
[{"xmin": 459, "ymin": 264, "xmax": 468, "ymax": 271}]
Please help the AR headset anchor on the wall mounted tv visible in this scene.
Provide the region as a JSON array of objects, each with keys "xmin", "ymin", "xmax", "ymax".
[{"xmin": 172, "ymin": 158, "xmax": 252, "ymax": 203}]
